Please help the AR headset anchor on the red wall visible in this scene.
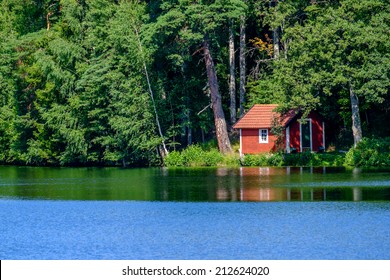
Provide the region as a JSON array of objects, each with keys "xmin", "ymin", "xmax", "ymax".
[
  {"xmin": 241, "ymin": 129, "xmax": 278, "ymax": 154},
  {"xmin": 241, "ymin": 112, "xmax": 324, "ymax": 154},
  {"xmin": 289, "ymin": 121, "xmax": 300, "ymax": 151},
  {"xmin": 287, "ymin": 112, "xmax": 324, "ymax": 152},
  {"xmin": 311, "ymin": 112, "xmax": 324, "ymax": 151}
]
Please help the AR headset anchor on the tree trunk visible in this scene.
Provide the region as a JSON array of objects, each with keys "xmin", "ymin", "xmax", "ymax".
[
  {"xmin": 46, "ymin": 12, "xmax": 52, "ymax": 31},
  {"xmin": 133, "ymin": 25, "xmax": 168, "ymax": 157},
  {"xmin": 187, "ymin": 127, "xmax": 192, "ymax": 145},
  {"xmin": 229, "ymin": 22, "xmax": 236, "ymax": 124},
  {"xmin": 349, "ymin": 83, "xmax": 363, "ymax": 147},
  {"xmin": 203, "ymin": 39, "xmax": 232, "ymax": 154},
  {"xmin": 273, "ymin": 26, "xmax": 280, "ymax": 59},
  {"xmin": 239, "ymin": 16, "xmax": 246, "ymax": 118}
]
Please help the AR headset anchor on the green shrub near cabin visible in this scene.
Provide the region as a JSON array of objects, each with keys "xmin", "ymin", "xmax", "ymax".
[
  {"xmin": 163, "ymin": 150, "xmax": 184, "ymax": 167},
  {"xmin": 165, "ymin": 138, "xmax": 390, "ymax": 168},
  {"xmin": 241, "ymin": 152, "xmax": 344, "ymax": 167},
  {"xmin": 282, "ymin": 152, "xmax": 345, "ymax": 167},
  {"xmin": 241, "ymin": 154, "xmax": 268, "ymax": 166},
  {"xmin": 345, "ymin": 137, "xmax": 390, "ymax": 167},
  {"xmin": 164, "ymin": 145, "xmax": 225, "ymax": 167}
]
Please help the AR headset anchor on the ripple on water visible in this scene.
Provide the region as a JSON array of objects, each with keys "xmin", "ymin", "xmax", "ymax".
[{"xmin": 0, "ymin": 200, "xmax": 389, "ymax": 260}]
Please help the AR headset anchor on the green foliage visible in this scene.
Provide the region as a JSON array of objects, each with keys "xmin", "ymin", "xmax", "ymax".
[
  {"xmin": 241, "ymin": 151, "xmax": 345, "ymax": 167},
  {"xmin": 164, "ymin": 150, "xmax": 184, "ymax": 167},
  {"xmin": 345, "ymin": 138, "xmax": 390, "ymax": 167},
  {"xmin": 241, "ymin": 153, "xmax": 284, "ymax": 167},
  {"xmin": 241, "ymin": 154, "xmax": 269, "ymax": 166},
  {"xmin": 283, "ymin": 152, "xmax": 345, "ymax": 167},
  {"xmin": 0, "ymin": 0, "xmax": 167, "ymax": 166},
  {"xmin": 202, "ymin": 148, "xmax": 224, "ymax": 166},
  {"xmin": 246, "ymin": 78, "xmax": 285, "ymax": 108},
  {"xmin": 221, "ymin": 153, "xmax": 241, "ymax": 167},
  {"xmin": 0, "ymin": 0, "xmax": 389, "ymax": 167},
  {"xmin": 0, "ymin": 106, "xmax": 17, "ymax": 162},
  {"xmin": 164, "ymin": 145, "xmax": 224, "ymax": 167},
  {"xmin": 267, "ymin": 153, "xmax": 284, "ymax": 167},
  {"xmin": 267, "ymin": 0, "xmax": 390, "ymax": 137},
  {"xmin": 182, "ymin": 145, "xmax": 219, "ymax": 167}
]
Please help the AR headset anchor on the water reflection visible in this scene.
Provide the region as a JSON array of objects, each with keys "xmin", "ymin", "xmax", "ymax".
[
  {"xmin": 219, "ymin": 167, "xmax": 389, "ymax": 202},
  {"xmin": 158, "ymin": 167, "xmax": 390, "ymax": 202},
  {"xmin": 0, "ymin": 166, "xmax": 389, "ymax": 202}
]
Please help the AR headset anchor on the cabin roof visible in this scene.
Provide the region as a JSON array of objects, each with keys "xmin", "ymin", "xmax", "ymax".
[{"xmin": 233, "ymin": 104, "xmax": 296, "ymax": 129}]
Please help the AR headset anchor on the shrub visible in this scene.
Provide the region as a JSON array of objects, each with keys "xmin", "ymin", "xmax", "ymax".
[
  {"xmin": 182, "ymin": 145, "xmax": 205, "ymax": 166},
  {"xmin": 319, "ymin": 152, "xmax": 345, "ymax": 166},
  {"xmin": 346, "ymin": 137, "xmax": 390, "ymax": 167},
  {"xmin": 282, "ymin": 152, "xmax": 345, "ymax": 167},
  {"xmin": 165, "ymin": 146, "xmax": 350, "ymax": 168},
  {"xmin": 267, "ymin": 153, "xmax": 284, "ymax": 166},
  {"xmin": 242, "ymin": 154, "xmax": 268, "ymax": 166},
  {"xmin": 283, "ymin": 152, "xmax": 313, "ymax": 166},
  {"xmin": 222, "ymin": 153, "xmax": 241, "ymax": 167},
  {"xmin": 164, "ymin": 150, "xmax": 184, "ymax": 167},
  {"xmin": 202, "ymin": 148, "xmax": 224, "ymax": 166},
  {"xmin": 164, "ymin": 145, "xmax": 224, "ymax": 167}
]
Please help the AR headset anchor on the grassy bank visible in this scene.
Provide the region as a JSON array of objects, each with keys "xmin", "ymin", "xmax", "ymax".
[{"xmin": 164, "ymin": 137, "xmax": 390, "ymax": 167}]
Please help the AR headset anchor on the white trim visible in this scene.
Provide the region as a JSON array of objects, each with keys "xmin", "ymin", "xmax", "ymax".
[
  {"xmin": 286, "ymin": 126, "xmax": 290, "ymax": 153},
  {"xmin": 300, "ymin": 118, "xmax": 312, "ymax": 152},
  {"xmin": 259, "ymin": 129, "xmax": 269, "ymax": 143},
  {"xmin": 239, "ymin": 129, "xmax": 242, "ymax": 157}
]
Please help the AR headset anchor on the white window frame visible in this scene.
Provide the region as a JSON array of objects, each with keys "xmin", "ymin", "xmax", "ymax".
[{"xmin": 259, "ymin": 129, "xmax": 269, "ymax": 143}]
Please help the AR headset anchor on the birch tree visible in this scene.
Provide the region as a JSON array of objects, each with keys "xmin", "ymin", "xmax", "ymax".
[
  {"xmin": 239, "ymin": 15, "xmax": 246, "ymax": 117},
  {"xmin": 228, "ymin": 21, "xmax": 236, "ymax": 124}
]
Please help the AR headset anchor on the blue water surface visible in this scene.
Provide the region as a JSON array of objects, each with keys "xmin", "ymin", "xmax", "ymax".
[{"xmin": 1, "ymin": 199, "xmax": 389, "ymax": 260}]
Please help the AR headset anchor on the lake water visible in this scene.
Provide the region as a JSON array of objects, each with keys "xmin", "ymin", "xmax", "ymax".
[{"xmin": 0, "ymin": 166, "xmax": 389, "ymax": 259}]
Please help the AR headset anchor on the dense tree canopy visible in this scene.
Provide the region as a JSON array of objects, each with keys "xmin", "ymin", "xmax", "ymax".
[{"xmin": 0, "ymin": 0, "xmax": 388, "ymax": 166}]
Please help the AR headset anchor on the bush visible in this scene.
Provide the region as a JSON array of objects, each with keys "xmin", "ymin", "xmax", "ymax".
[
  {"xmin": 165, "ymin": 146, "xmax": 349, "ymax": 168},
  {"xmin": 267, "ymin": 153, "xmax": 284, "ymax": 166},
  {"xmin": 345, "ymin": 137, "xmax": 390, "ymax": 167},
  {"xmin": 164, "ymin": 145, "xmax": 224, "ymax": 167},
  {"xmin": 182, "ymin": 145, "xmax": 205, "ymax": 166},
  {"xmin": 281, "ymin": 152, "xmax": 345, "ymax": 167},
  {"xmin": 241, "ymin": 154, "xmax": 268, "ymax": 166},
  {"xmin": 203, "ymin": 148, "xmax": 224, "ymax": 166},
  {"xmin": 164, "ymin": 150, "xmax": 184, "ymax": 167},
  {"xmin": 283, "ymin": 152, "xmax": 314, "ymax": 166},
  {"xmin": 221, "ymin": 153, "xmax": 241, "ymax": 167}
]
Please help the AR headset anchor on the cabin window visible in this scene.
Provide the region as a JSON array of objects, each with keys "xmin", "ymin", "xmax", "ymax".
[{"xmin": 259, "ymin": 129, "xmax": 268, "ymax": 143}]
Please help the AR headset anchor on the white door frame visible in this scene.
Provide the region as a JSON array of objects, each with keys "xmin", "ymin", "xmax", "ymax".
[
  {"xmin": 300, "ymin": 118, "xmax": 312, "ymax": 152},
  {"xmin": 286, "ymin": 126, "xmax": 290, "ymax": 153},
  {"xmin": 239, "ymin": 129, "xmax": 242, "ymax": 157}
]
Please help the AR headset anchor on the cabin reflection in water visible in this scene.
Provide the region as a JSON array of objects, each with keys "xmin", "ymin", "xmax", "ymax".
[{"xmin": 216, "ymin": 167, "xmax": 364, "ymax": 202}]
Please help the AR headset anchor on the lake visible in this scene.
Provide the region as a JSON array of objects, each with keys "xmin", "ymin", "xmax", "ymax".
[{"xmin": 0, "ymin": 166, "xmax": 389, "ymax": 259}]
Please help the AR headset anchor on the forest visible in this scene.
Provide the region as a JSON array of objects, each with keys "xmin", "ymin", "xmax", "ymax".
[{"xmin": 0, "ymin": 0, "xmax": 389, "ymax": 166}]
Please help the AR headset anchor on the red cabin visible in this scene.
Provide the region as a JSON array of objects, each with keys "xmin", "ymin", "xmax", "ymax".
[{"xmin": 233, "ymin": 104, "xmax": 326, "ymax": 155}]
